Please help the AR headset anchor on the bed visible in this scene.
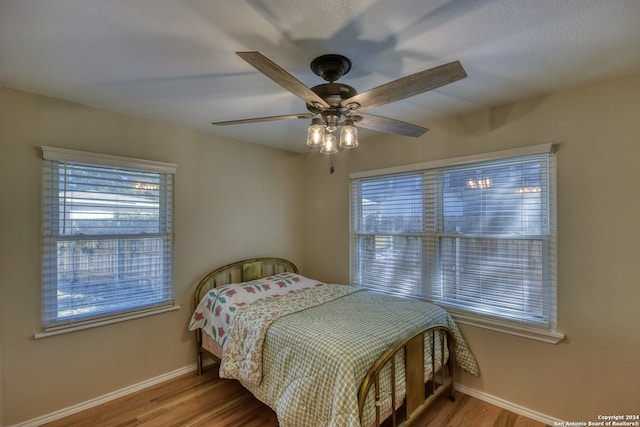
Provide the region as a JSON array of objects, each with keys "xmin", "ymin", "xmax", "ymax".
[{"xmin": 189, "ymin": 257, "xmax": 479, "ymax": 426}]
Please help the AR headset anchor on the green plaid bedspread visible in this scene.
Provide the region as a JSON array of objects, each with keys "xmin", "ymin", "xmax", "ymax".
[{"xmin": 227, "ymin": 287, "xmax": 479, "ymax": 427}]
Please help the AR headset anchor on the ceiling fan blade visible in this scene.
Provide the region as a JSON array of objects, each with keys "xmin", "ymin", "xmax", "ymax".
[
  {"xmin": 213, "ymin": 113, "xmax": 315, "ymax": 126},
  {"xmin": 237, "ymin": 52, "xmax": 330, "ymax": 109},
  {"xmin": 342, "ymin": 60, "xmax": 467, "ymax": 111},
  {"xmin": 356, "ymin": 113, "xmax": 428, "ymax": 137}
]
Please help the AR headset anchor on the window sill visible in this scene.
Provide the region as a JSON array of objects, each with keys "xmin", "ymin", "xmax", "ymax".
[
  {"xmin": 450, "ymin": 311, "xmax": 565, "ymax": 344},
  {"xmin": 34, "ymin": 305, "xmax": 181, "ymax": 339}
]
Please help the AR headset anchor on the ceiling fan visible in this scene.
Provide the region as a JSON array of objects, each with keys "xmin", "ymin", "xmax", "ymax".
[{"xmin": 213, "ymin": 51, "xmax": 467, "ymax": 153}]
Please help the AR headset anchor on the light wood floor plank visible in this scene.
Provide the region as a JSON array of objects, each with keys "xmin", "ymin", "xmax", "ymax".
[{"xmin": 42, "ymin": 369, "xmax": 548, "ymax": 427}]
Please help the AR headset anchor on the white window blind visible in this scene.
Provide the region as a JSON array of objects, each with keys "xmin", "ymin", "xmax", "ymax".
[
  {"xmin": 41, "ymin": 147, "xmax": 176, "ymax": 332},
  {"xmin": 351, "ymin": 147, "xmax": 557, "ymax": 333}
]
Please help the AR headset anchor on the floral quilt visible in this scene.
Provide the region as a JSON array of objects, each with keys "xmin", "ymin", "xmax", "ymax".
[{"xmin": 188, "ymin": 273, "xmax": 324, "ymax": 346}]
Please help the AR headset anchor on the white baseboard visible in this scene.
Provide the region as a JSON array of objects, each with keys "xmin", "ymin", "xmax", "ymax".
[
  {"xmin": 10, "ymin": 361, "xmax": 558, "ymax": 427},
  {"xmin": 455, "ymin": 383, "xmax": 560, "ymax": 425},
  {"xmin": 8, "ymin": 360, "xmax": 216, "ymax": 427}
]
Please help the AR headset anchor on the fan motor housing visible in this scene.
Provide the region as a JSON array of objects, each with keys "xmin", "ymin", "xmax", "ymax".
[{"xmin": 307, "ymin": 83, "xmax": 358, "ymax": 113}]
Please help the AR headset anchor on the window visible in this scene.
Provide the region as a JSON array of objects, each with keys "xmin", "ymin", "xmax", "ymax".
[
  {"xmin": 351, "ymin": 144, "xmax": 562, "ymax": 342},
  {"xmin": 40, "ymin": 147, "xmax": 176, "ymax": 335}
]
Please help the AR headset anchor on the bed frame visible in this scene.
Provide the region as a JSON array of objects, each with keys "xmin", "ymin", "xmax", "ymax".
[{"xmin": 192, "ymin": 257, "xmax": 455, "ymax": 426}]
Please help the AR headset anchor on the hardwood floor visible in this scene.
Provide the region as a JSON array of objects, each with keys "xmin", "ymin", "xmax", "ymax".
[{"xmin": 42, "ymin": 369, "xmax": 549, "ymax": 427}]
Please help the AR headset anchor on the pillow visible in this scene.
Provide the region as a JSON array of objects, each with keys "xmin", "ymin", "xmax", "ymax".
[
  {"xmin": 214, "ymin": 272, "xmax": 323, "ymax": 303},
  {"xmin": 242, "ymin": 261, "xmax": 263, "ymax": 281},
  {"xmin": 189, "ymin": 273, "xmax": 325, "ymax": 345}
]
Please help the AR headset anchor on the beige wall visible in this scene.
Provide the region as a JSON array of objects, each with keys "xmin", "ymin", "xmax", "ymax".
[
  {"xmin": 0, "ymin": 88, "xmax": 304, "ymax": 425},
  {"xmin": 303, "ymin": 73, "xmax": 640, "ymax": 421}
]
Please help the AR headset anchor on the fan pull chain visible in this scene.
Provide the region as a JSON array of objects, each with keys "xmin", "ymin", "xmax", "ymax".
[{"xmin": 329, "ymin": 155, "xmax": 335, "ymax": 174}]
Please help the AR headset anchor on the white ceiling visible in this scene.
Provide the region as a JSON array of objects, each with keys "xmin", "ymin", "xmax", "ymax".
[{"xmin": 2, "ymin": 0, "xmax": 640, "ymax": 153}]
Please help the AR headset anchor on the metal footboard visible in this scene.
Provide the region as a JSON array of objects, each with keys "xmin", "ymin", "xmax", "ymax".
[{"xmin": 358, "ymin": 326, "xmax": 456, "ymax": 427}]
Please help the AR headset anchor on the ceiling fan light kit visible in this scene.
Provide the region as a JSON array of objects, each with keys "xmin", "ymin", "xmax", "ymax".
[
  {"xmin": 320, "ymin": 132, "xmax": 338, "ymax": 154},
  {"xmin": 213, "ymin": 51, "xmax": 467, "ymax": 154},
  {"xmin": 307, "ymin": 117, "xmax": 325, "ymax": 148},
  {"xmin": 339, "ymin": 118, "xmax": 358, "ymax": 149}
]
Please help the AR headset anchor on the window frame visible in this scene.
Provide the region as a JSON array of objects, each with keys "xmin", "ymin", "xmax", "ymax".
[
  {"xmin": 37, "ymin": 147, "xmax": 179, "ymax": 337},
  {"xmin": 350, "ymin": 144, "xmax": 563, "ymax": 343}
]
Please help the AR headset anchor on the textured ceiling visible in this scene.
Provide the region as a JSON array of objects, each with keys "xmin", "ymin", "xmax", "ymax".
[{"xmin": 2, "ymin": 0, "xmax": 640, "ymax": 152}]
